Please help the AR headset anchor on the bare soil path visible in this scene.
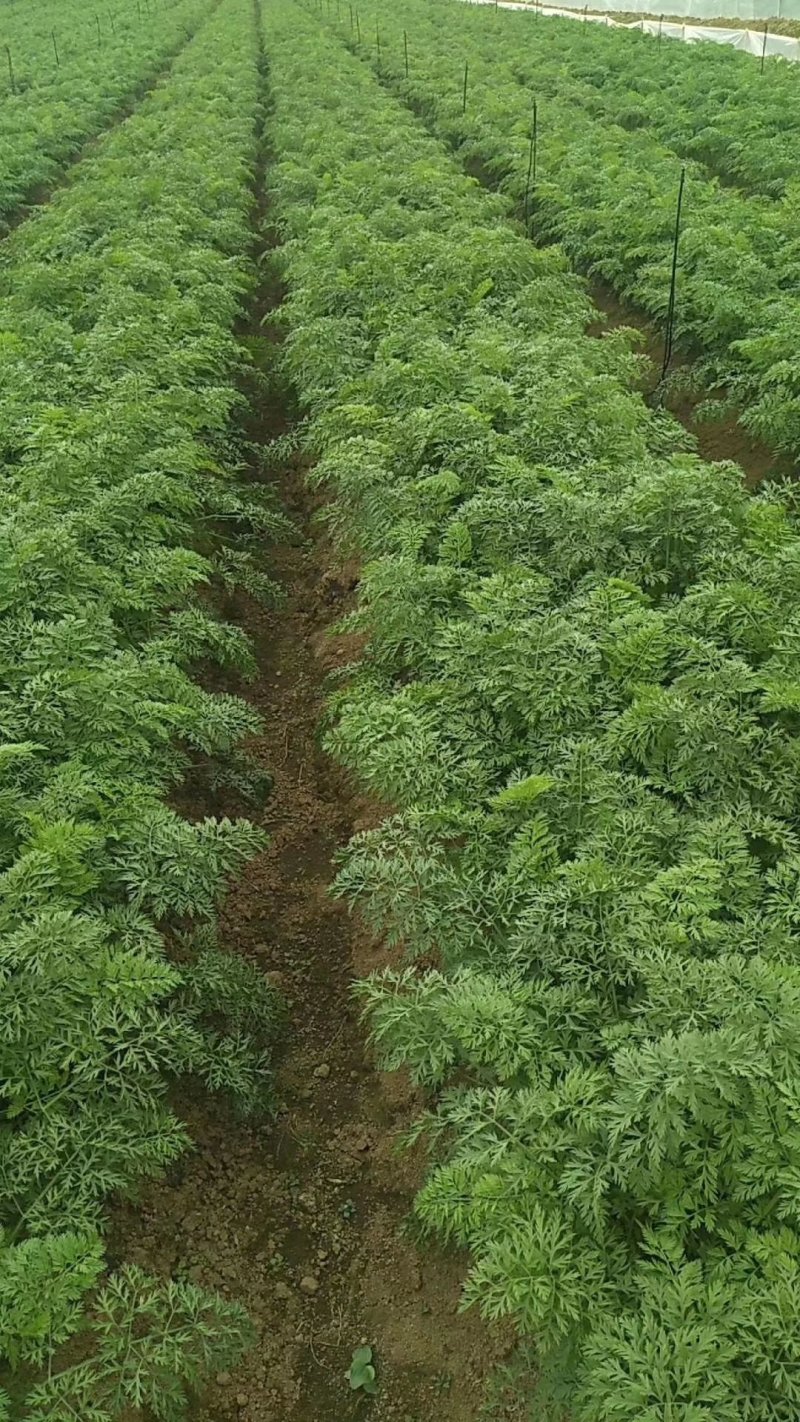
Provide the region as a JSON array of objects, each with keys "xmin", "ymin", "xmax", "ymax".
[
  {"xmin": 111, "ymin": 78, "xmax": 514, "ymax": 1421},
  {"xmin": 114, "ymin": 434, "xmax": 509, "ymax": 1422}
]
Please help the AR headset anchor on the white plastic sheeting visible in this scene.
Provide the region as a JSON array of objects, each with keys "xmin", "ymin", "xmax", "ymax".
[{"xmin": 465, "ymin": 0, "xmax": 800, "ymax": 56}]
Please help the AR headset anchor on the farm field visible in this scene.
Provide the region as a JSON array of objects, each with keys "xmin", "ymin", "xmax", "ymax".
[
  {"xmin": 506, "ymin": 18, "xmax": 800, "ymax": 197},
  {"xmin": 342, "ymin": 0, "xmax": 800, "ymax": 461},
  {"xmin": 4, "ymin": 0, "xmax": 800, "ymax": 1420},
  {"xmin": 0, "ymin": 0, "xmax": 214, "ymax": 231}
]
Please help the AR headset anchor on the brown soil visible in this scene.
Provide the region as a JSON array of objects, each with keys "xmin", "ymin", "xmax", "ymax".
[
  {"xmin": 115, "ymin": 472, "xmax": 509, "ymax": 1422},
  {"xmin": 115, "ymin": 474, "xmax": 511, "ymax": 1422},
  {"xmin": 110, "ymin": 84, "xmax": 516, "ymax": 1422}
]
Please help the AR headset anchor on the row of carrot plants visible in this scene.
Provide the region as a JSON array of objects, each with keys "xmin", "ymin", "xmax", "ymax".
[
  {"xmin": 0, "ymin": 0, "xmax": 212, "ymax": 232},
  {"xmin": 271, "ymin": 3, "xmax": 800, "ymax": 1417},
  {"xmin": 493, "ymin": 9, "xmax": 800, "ymax": 200},
  {"xmin": 0, "ymin": 0, "xmax": 282, "ymax": 1415},
  {"xmin": 342, "ymin": 0, "xmax": 800, "ymax": 460}
]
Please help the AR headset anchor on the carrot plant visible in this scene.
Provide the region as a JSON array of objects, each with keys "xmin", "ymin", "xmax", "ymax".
[
  {"xmin": 0, "ymin": 0, "xmax": 282, "ymax": 1412},
  {"xmin": 268, "ymin": 6, "xmax": 800, "ymax": 1417}
]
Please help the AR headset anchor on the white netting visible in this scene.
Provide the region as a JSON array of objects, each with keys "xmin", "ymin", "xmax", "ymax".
[
  {"xmin": 468, "ymin": 0, "xmax": 800, "ymax": 56},
  {"xmin": 546, "ymin": 0, "xmax": 798, "ymax": 15}
]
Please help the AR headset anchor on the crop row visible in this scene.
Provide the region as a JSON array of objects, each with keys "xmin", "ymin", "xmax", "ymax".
[
  {"xmin": 0, "ymin": 0, "xmax": 281, "ymax": 1413},
  {"xmin": 271, "ymin": 4, "xmax": 800, "ymax": 1417},
  {"xmin": 0, "ymin": 0, "xmax": 212, "ymax": 233},
  {"xmin": 341, "ymin": 0, "xmax": 800, "ymax": 460},
  {"xmin": 495, "ymin": 9, "xmax": 800, "ymax": 200}
]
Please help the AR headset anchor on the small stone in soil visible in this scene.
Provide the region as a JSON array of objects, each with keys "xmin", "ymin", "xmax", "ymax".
[
  {"xmin": 299, "ymin": 1274, "xmax": 319, "ymax": 1294},
  {"xmin": 313, "ymin": 1062, "xmax": 330, "ymax": 1079},
  {"xmin": 274, "ymin": 1281, "xmax": 292, "ymax": 1300},
  {"xmin": 216, "ymin": 1372, "xmax": 232, "ymax": 1386}
]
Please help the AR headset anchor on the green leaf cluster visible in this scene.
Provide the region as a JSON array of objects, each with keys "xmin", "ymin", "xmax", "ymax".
[
  {"xmin": 18, "ymin": 1265, "xmax": 253, "ymax": 1422},
  {"xmin": 348, "ymin": 1344, "xmax": 378, "ymax": 1395}
]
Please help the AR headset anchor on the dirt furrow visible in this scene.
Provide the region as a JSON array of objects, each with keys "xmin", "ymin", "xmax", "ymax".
[
  {"xmin": 110, "ymin": 45, "xmax": 512, "ymax": 1422},
  {"xmin": 113, "ymin": 352, "xmax": 505, "ymax": 1422}
]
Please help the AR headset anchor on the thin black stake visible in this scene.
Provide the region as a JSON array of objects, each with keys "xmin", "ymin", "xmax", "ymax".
[
  {"xmin": 336, "ymin": 0, "xmax": 340, "ymax": 19},
  {"xmin": 658, "ymin": 11, "xmax": 663, "ymax": 42},
  {"xmin": 349, "ymin": 2, "xmax": 353, "ymax": 27},
  {"xmin": 356, "ymin": 9, "xmax": 360, "ymax": 41},
  {"xmin": 403, "ymin": 27, "xmax": 409, "ymax": 76},
  {"xmin": 462, "ymin": 58, "xmax": 468, "ymax": 113},
  {"xmin": 761, "ymin": 19, "xmax": 769, "ymax": 72},
  {"xmin": 376, "ymin": 20, "xmax": 381, "ymax": 66},
  {"xmin": 52, "ymin": 29, "xmax": 60, "ymax": 65},
  {"xmin": 524, "ymin": 97, "xmax": 538, "ymax": 230},
  {"xmin": 95, "ymin": 11, "xmax": 102, "ymax": 42},
  {"xmin": 661, "ymin": 165, "xmax": 686, "ymax": 382},
  {"xmin": 5, "ymin": 45, "xmax": 15, "ymax": 93}
]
